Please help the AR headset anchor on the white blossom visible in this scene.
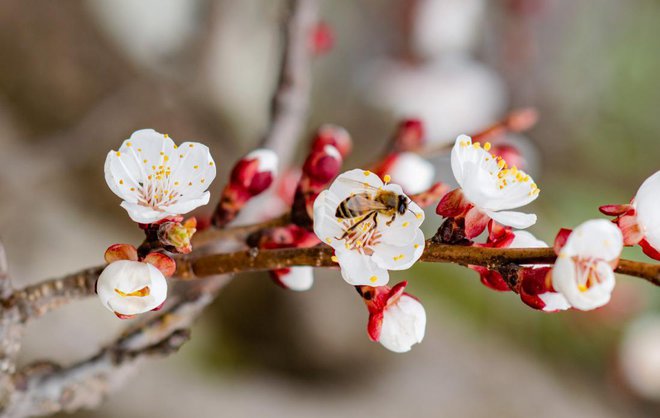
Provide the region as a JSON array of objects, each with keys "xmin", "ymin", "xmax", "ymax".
[
  {"xmin": 632, "ymin": 170, "xmax": 660, "ymax": 252},
  {"xmin": 313, "ymin": 169, "xmax": 425, "ymax": 286},
  {"xmin": 105, "ymin": 129, "xmax": 216, "ymax": 223},
  {"xmin": 551, "ymin": 220, "xmax": 623, "ymax": 311},
  {"xmin": 619, "ymin": 315, "xmax": 660, "ymax": 401},
  {"xmin": 379, "ymin": 294, "xmax": 427, "ymax": 353},
  {"xmin": 451, "ymin": 134, "xmax": 539, "ymax": 229},
  {"xmin": 97, "ymin": 260, "xmax": 168, "ymax": 317}
]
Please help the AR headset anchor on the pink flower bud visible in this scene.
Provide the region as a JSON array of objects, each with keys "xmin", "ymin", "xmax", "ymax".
[
  {"xmin": 392, "ymin": 119, "xmax": 425, "ymax": 152},
  {"xmin": 292, "ymin": 144, "xmax": 343, "ymax": 228},
  {"xmin": 311, "ymin": 124, "xmax": 352, "ymax": 158},
  {"xmin": 213, "ymin": 149, "xmax": 279, "ymax": 227},
  {"xmin": 309, "ymin": 21, "xmax": 334, "ymax": 55}
]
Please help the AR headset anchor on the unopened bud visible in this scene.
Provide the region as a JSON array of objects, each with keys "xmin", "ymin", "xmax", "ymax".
[
  {"xmin": 158, "ymin": 218, "xmax": 197, "ymax": 254},
  {"xmin": 311, "ymin": 124, "xmax": 352, "ymax": 158}
]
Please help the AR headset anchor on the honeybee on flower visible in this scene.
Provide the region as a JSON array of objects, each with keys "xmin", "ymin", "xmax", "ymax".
[{"xmin": 313, "ymin": 169, "xmax": 425, "ymax": 287}]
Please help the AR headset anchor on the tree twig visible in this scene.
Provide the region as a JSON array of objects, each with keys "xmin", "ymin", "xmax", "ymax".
[
  {"xmin": 259, "ymin": 0, "xmax": 318, "ymax": 169},
  {"xmin": 182, "ymin": 243, "xmax": 660, "ymax": 286}
]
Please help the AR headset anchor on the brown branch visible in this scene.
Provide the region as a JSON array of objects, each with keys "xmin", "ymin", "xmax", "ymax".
[
  {"xmin": 5, "ymin": 275, "xmax": 227, "ymax": 417},
  {"xmin": 183, "ymin": 243, "xmax": 660, "ymax": 286}
]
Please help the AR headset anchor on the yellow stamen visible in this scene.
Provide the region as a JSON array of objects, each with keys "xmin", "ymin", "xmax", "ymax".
[
  {"xmin": 369, "ymin": 276, "xmax": 378, "ymax": 283},
  {"xmin": 484, "ymin": 142, "xmax": 491, "ymax": 151},
  {"xmin": 383, "ymin": 174, "xmax": 391, "ymax": 183},
  {"xmin": 115, "ymin": 286, "xmax": 150, "ymax": 297}
]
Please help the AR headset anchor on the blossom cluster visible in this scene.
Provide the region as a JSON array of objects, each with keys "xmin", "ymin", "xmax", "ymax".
[{"xmin": 98, "ymin": 125, "xmax": 658, "ymax": 355}]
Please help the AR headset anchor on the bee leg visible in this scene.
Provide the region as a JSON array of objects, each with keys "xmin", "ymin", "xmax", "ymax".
[
  {"xmin": 386, "ymin": 213, "xmax": 396, "ymax": 226},
  {"xmin": 335, "ymin": 212, "xmax": 376, "ymax": 240}
]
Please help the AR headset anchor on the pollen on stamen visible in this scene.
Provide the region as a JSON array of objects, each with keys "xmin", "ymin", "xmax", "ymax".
[
  {"xmin": 414, "ymin": 244, "xmax": 420, "ymax": 249},
  {"xmin": 143, "ymin": 159, "xmax": 147, "ymax": 163},
  {"xmin": 189, "ymin": 144, "xmax": 194, "ymax": 148},
  {"xmin": 193, "ymin": 165, "xmax": 199, "ymax": 169},
  {"xmin": 116, "ymin": 151, "xmax": 121, "ymax": 157},
  {"xmin": 484, "ymin": 142, "xmax": 492, "ymax": 151},
  {"xmin": 331, "ymin": 255, "xmax": 339, "ymax": 263},
  {"xmin": 363, "ymin": 170, "xmax": 371, "ymax": 176},
  {"xmin": 164, "ymin": 134, "xmax": 169, "ymax": 138},
  {"xmin": 119, "ymin": 179, "xmax": 124, "ymax": 185},
  {"xmin": 200, "ymin": 179, "xmax": 205, "ymax": 184},
  {"xmin": 130, "ymin": 187, "xmax": 135, "ymax": 191},
  {"xmin": 415, "ymin": 213, "xmax": 423, "ymax": 219},
  {"xmin": 383, "ymin": 174, "xmax": 391, "ymax": 183},
  {"xmin": 209, "ymin": 161, "xmax": 214, "ymax": 166},
  {"xmin": 402, "ymin": 222, "xmax": 410, "ymax": 227},
  {"xmin": 369, "ymin": 276, "xmax": 378, "ymax": 283},
  {"xmin": 126, "ymin": 142, "xmax": 132, "ymax": 147}
]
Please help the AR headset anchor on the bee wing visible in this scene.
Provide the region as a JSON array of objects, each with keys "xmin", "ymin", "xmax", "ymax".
[
  {"xmin": 336, "ymin": 177, "xmax": 381, "ymax": 192},
  {"xmin": 344, "ymin": 194, "xmax": 388, "ymax": 212}
]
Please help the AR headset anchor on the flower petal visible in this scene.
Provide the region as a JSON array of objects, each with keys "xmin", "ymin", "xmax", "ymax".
[
  {"xmin": 276, "ymin": 267, "xmax": 314, "ymax": 291},
  {"xmin": 635, "ymin": 171, "xmax": 660, "ymax": 250},
  {"xmin": 328, "ymin": 168, "xmax": 384, "ymax": 200},
  {"xmin": 379, "ymin": 295, "xmax": 426, "ymax": 353},
  {"xmin": 561, "ymin": 219, "xmax": 623, "ymax": 261},
  {"xmin": 485, "ymin": 210, "xmax": 537, "ymax": 229},
  {"xmin": 335, "ymin": 248, "xmax": 389, "ymax": 286},
  {"xmin": 372, "ymin": 229, "xmax": 425, "ymax": 270}
]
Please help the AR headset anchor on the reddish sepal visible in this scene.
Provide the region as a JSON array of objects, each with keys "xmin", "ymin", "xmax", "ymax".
[
  {"xmin": 553, "ymin": 228, "xmax": 572, "ymax": 255},
  {"xmin": 436, "ymin": 188, "xmax": 470, "ymax": 218},
  {"xmin": 143, "ymin": 252, "xmax": 176, "ymax": 277},
  {"xmin": 104, "ymin": 244, "xmax": 138, "ymax": 263}
]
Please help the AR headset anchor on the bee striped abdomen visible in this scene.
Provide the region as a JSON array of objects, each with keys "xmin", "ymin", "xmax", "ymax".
[{"xmin": 335, "ymin": 198, "xmax": 361, "ymax": 218}]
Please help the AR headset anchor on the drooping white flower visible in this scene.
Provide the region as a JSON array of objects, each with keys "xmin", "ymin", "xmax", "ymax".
[
  {"xmin": 105, "ymin": 129, "xmax": 216, "ymax": 224},
  {"xmin": 97, "ymin": 260, "xmax": 168, "ymax": 318},
  {"xmin": 384, "ymin": 152, "xmax": 435, "ymax": 195},
  {"xmin": 551, "ymin": 219, "xmax": 623, "ymax": 311},
  {"xmin": 379, "ymin": 293, "xmax": 426, "ymax": 353},
  {"xmin": 447, "ymin": 134, "xmax": 539, "ymax": 230},
  {"xmin": 313, "ymin": 169, "xmax": 425, "ymax": 286},
  {"xmin": 361, "ymin": 281, "xmax": 426, "ymax": 353}
]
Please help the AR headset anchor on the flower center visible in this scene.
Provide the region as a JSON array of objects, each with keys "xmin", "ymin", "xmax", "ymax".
[
  {"xmin": 115, "ymin": 286, "xmax": 150, "ymax": 298},
  {"xmin": 339, "ymin": 215, "xmax": 382, "ymax": 254},
  {"xmin": 572, "ymin": 257, "xmax": 605, "ymax": 292}
]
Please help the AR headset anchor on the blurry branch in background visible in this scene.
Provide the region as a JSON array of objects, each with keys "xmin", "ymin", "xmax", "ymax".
[
  {"xmin": 260, "ymin": 0, "xmax": 318, "ymax": 169},
  {"xmin": 0, "ymin": 0, "xmax": 319, "ymax": 416},
  {"xmin": 419, "ymin": 107, "xmax": 539, "ymax": 157}
]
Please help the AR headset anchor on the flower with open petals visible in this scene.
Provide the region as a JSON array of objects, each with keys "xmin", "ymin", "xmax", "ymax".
[
  {"xmin": 105, "ymin": 129, "xmax": 216, "ymax": 224},
  {"xmin": 551, "ymin": 219, "xmax": 623, "ymax": 311},
  {"xmin": 313, "ymin": 169, "xmax": 425, "ymax": 286},
  {"xmin": 600, "ymin": 170, "xmax": 660, "ymax": 260},
  {"xmin": 437, "ymin": 135, "xmax": 539, "ymax": 238},
  {"xmin": 359, "ymin": 281, "xmax": 426, "ymax": 353}
]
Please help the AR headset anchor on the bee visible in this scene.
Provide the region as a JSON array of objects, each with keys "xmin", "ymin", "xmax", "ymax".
[{"xmin": 334, "ymin": 178, "xmax": 410, "ymax": 239}]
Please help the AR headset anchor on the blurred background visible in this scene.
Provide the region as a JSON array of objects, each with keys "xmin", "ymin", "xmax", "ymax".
[{"xmin": 0, "ymin": 0, "xmax": 658, "ymax": 417}]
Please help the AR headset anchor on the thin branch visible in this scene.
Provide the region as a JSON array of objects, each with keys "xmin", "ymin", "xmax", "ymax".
[
  {"xmin": 259, "ymin": 0, "xmax": 318, "ymax": 169},
  {"xmin": 183, "ymin": 243, "xmax": 660, "ymax": 286},
  {"xmin": 6, "ymin": 275, "xmax": 227, "ymax": 417}
]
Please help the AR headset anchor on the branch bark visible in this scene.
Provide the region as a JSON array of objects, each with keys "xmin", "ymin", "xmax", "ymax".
[{"xmin": 183, "ymin": 243, "xmax": 660, "ymax": 286}]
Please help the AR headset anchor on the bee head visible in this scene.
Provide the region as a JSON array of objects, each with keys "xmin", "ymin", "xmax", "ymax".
[{"xmin": 397, "ymin": 195, "xmax": 408, "ymax": 215}]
